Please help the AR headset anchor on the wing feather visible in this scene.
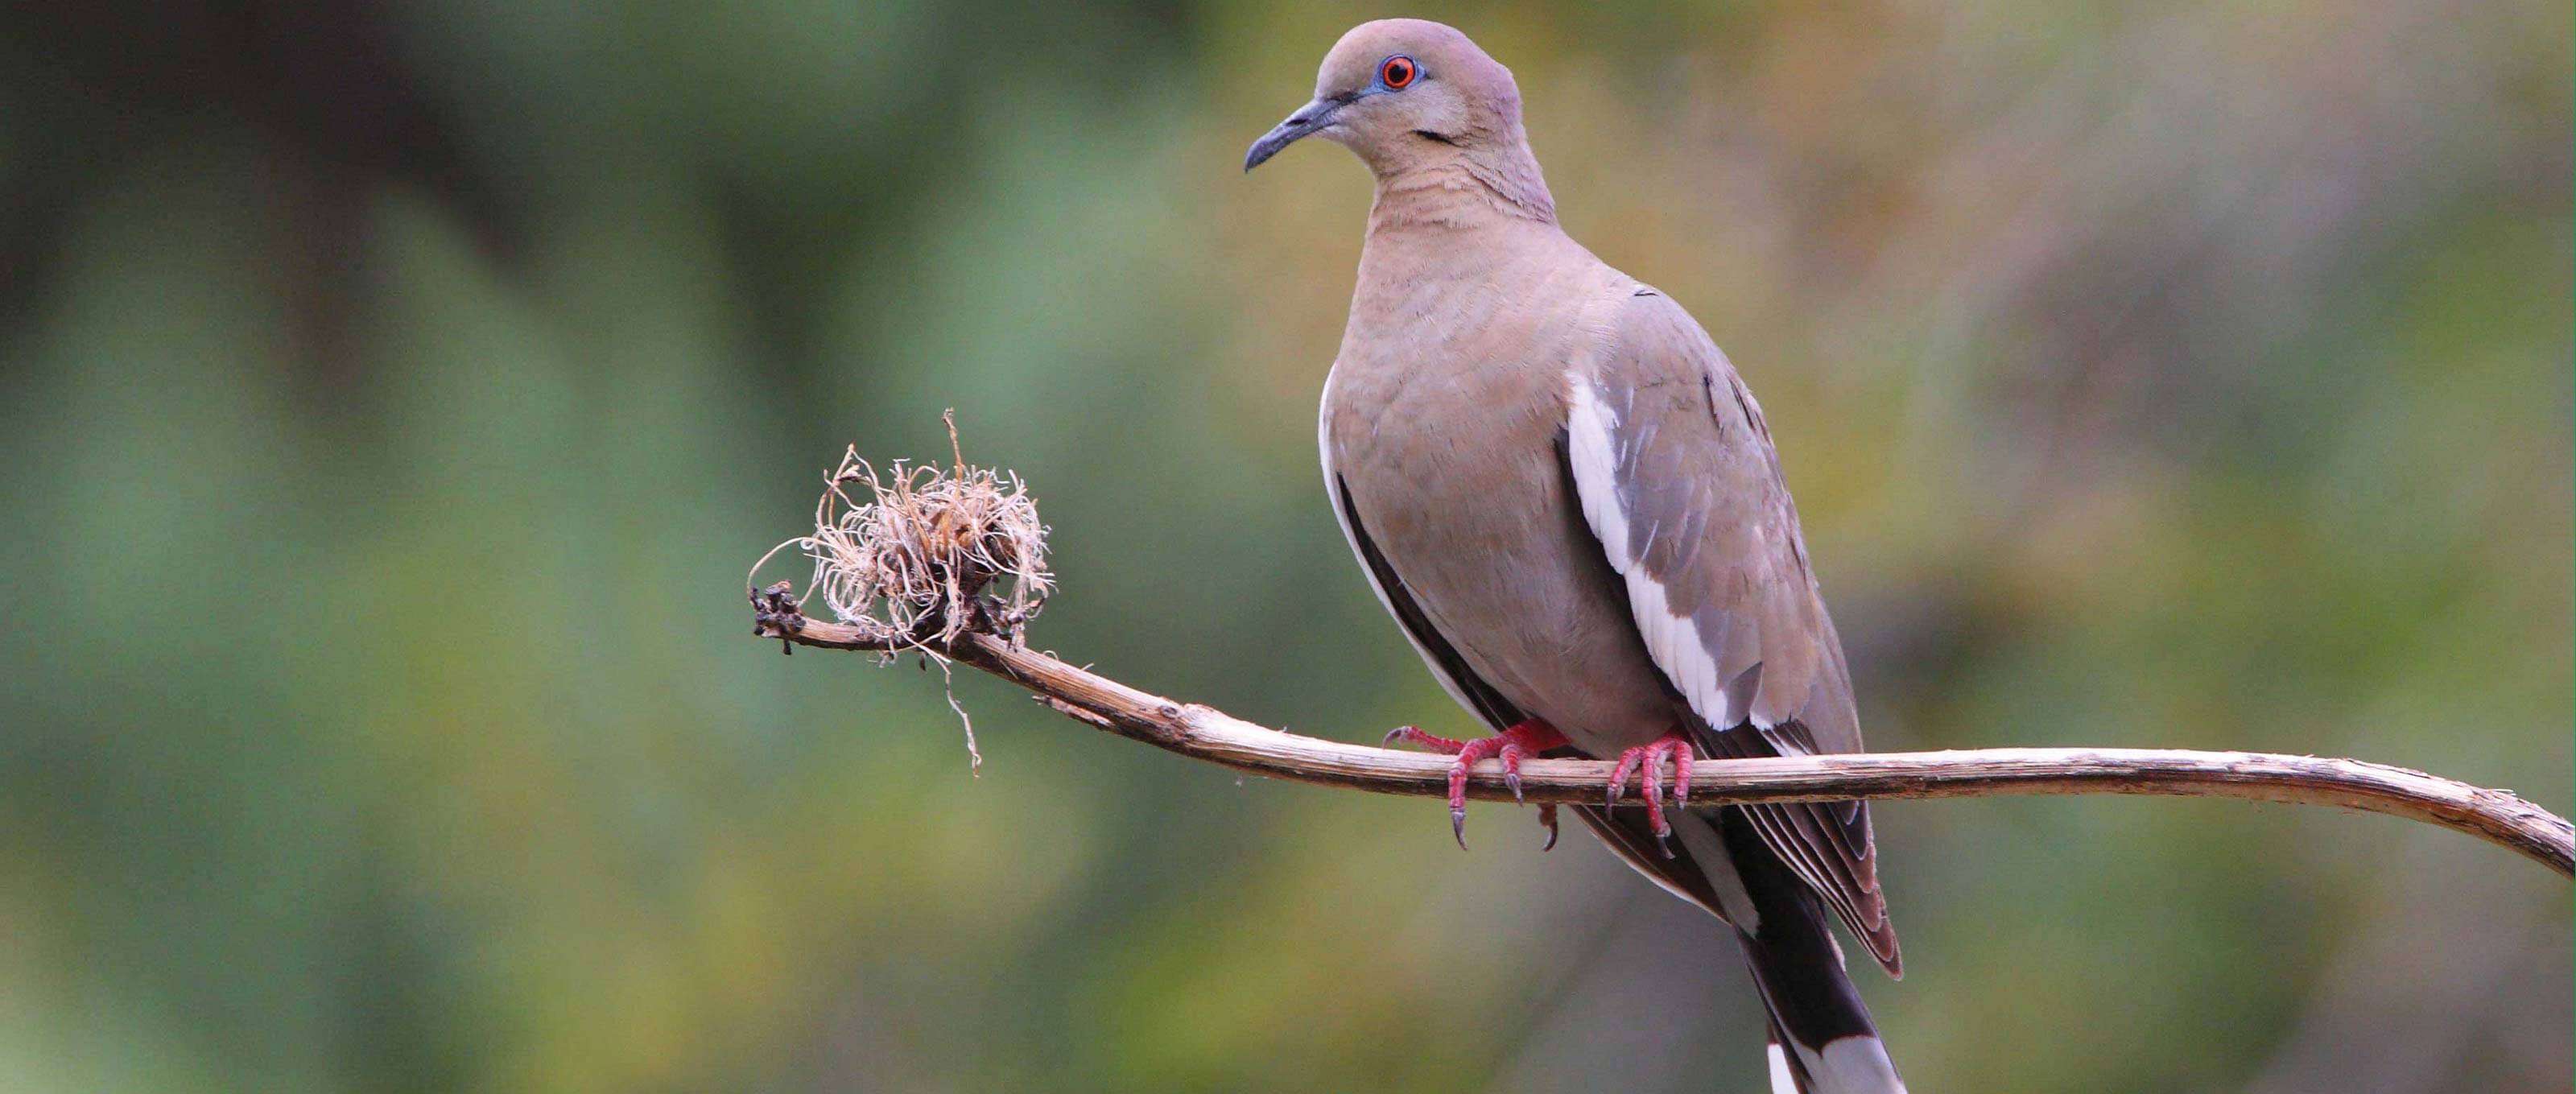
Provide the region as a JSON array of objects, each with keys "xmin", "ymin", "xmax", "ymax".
[{"xmin": 1563, "ymin": 288, "xmax": 1901, "ymax": 975}]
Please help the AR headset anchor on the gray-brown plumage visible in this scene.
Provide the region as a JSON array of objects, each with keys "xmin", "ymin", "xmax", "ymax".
[{"xmin": 1247, "ymin": 19, "xmax": 1905, "ymax": 1094}]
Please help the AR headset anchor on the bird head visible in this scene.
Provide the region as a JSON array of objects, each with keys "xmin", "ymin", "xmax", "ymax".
[{"xmin": 1244, "ymin": 19, "xmax": 1529, "ymax": 178}]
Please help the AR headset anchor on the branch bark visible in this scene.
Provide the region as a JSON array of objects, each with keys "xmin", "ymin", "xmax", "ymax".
[{"xmin": 750, "ymin": 592, "xmax": 2574, "ymax": 879}]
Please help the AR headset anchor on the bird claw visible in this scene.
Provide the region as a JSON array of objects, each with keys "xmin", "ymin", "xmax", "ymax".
[
  {"xmin": 1607, "ymin": 748, "xmax": 1641, "ymax": 807},
  {"xmin": 1381, "ymin": 718, "xmax": 1568, "ymax": 849},
  {"xmin": 1385, "ymin": 725, "xmax": 1466, "ymax": 753},
  {"xmin": 1608, "ymin": 731, "xmax": 1695, "ymax": 860}
]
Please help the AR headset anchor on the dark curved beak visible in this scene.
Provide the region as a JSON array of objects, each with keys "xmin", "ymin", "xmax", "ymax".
[{"xmin": 1244, "ymin": 96, "xmax": 1343, "ymax": 172}]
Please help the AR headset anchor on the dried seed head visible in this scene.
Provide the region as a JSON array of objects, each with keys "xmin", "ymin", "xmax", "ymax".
[{"xmin": 756, "ymin": 436, "xmax": 1052, "ymax": 650}]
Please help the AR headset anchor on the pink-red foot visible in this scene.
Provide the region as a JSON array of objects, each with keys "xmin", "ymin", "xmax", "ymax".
[
  {"xmin": 1384, "ymin": 719, "xmax": 1570, "ymax": 850},
  {"xmin": 1607, "ymin": 732, "xmax": 1695, "ymax": 859}
]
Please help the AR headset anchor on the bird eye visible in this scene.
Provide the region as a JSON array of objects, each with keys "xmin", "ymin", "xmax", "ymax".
[{"xmin": 1379, "ymin": 55, "xmax": 1418, "ymax": 89}]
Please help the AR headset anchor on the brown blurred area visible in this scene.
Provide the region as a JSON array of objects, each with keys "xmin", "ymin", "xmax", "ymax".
[{"xmin": 0, "ymin": 2, "xmax": 2566, "ymax": 1091}]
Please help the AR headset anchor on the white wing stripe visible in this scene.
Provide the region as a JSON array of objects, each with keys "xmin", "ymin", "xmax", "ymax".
[{"xmin": 1566, "ymin": 369, "xmax": 1746, "ymax": 727}]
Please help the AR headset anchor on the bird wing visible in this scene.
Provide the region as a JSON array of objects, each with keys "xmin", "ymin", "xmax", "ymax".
[{"xmin": 1560, "ymin": 287, "xmax": 1899, "ymax": 974}]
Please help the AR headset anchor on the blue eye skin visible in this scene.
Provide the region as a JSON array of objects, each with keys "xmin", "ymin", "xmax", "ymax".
[{"xmin": 1378, "ymin": 55, "xmax": 1419, "ymax": 90}]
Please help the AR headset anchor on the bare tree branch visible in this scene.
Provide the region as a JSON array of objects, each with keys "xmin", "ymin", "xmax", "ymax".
[{"xmin": 749, "ymin": 588, "xmax": 2574, "ymax": 879}]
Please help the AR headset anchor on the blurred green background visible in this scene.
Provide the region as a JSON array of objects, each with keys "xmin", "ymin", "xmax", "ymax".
[{"xmin": 1, "ymin": 2, "xmax": 2567, "ymax": 1092}]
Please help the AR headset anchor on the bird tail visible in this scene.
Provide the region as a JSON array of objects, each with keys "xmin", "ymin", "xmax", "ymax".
[
  {"xmin": 1568, "ymin": 804, "xmax": 1905, "ymax": 1093},
  {"xmin": 1742, "ymin": 919, "xmax": 1904, "ymax": 1094},
  {"xmin": 1724, "ymin": 811, "xmax": 1906, "ymax": 1094}
]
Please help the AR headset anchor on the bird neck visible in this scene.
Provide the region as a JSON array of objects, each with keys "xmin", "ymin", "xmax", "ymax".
[{"xmin": 1365, "ymin": 142, "xmax": 1558, "ymax": 233}]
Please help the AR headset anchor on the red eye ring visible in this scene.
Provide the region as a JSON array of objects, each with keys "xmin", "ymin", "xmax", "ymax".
[{"xmin": 1380, "ymin": 55, "xmax": 1418, "ymax": 89}]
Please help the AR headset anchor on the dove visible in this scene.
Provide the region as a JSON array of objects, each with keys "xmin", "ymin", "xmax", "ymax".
[{"xmin": 1248, "ymin": 19, "xmax": 1905, "ymax": 1093}]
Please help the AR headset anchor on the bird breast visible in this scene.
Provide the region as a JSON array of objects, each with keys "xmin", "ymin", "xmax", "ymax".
[{"xmin": 1323, "ymin": 265, "xmax": 1682, "ymax": 753}]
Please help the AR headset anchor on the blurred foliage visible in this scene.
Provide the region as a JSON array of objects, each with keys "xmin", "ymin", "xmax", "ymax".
[{"xmin": 0, "ymin": 1, "xmax": 2566, "ymax": 1092}]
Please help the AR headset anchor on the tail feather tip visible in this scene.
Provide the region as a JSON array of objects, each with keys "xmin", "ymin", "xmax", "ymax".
[{"xmin": 1794, "ymin": 1034, "xmax": 1905, "ymax": 1094}]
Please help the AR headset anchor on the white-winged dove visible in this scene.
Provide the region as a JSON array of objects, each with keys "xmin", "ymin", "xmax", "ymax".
[{"xmin": 1247, "ymin": 20, "xmax": 1904, "ymax": 1094}]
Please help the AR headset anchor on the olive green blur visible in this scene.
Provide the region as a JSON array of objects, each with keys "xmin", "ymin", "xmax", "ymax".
[{"xmin": 0, "ymin": 2, "xmax": 2566, "ymax": 1092}]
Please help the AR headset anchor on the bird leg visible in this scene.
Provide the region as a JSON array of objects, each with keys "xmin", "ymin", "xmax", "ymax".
[
  {"xmin": 1606, "ymin": 732, "xmax": 1695, "ymax": 858},
  {"xmin": 1383, "ymin": 719, "xmax": 1569, "ymax": 850}
]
